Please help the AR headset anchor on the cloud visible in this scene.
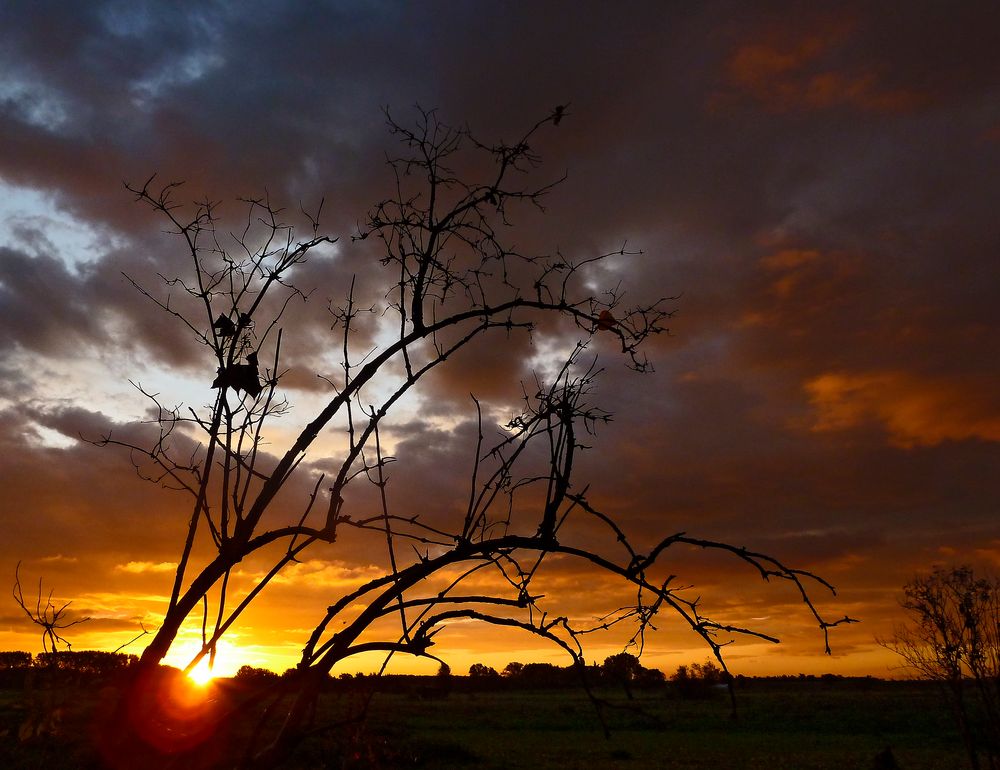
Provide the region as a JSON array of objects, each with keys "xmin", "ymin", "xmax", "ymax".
[
  {"xmin": 0, "ymin": 246, "xmax": 107, "ymax": 356},
  {"xmin": 39, "ymin": 553, "xmax": 78, "ymax": 563},
  {"xmin": 0, "ymin": 0, "xmax": 998, "ymax": 676},
  {"xmin": 724, "ymin": 34, "xmax": 927, "ymax": 114},
  {"xmin": 713, "ymin": 5, "xmax": 996, "ymax": 115},
  {"xmin": 267, "ymin": 559, "xmax": 385, "ymax": 590},
  {"xmin": 805, "ymin": 371, "xmax": 1000, "ymax": 447},
  {"xmin": 114, "ymin": 561, "xmax": 177, "ymax": 574}
]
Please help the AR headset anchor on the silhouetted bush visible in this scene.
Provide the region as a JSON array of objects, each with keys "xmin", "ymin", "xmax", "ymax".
[
  {"xmin": 0, "ymin": 650, "xmax": 33, "ymax": 668},
  {"xmin": 434, "ymin": 662, "xmax": 453, "ymax": 698},
  {"xmin": 468, "ymin": 663, "xmax": 500, "ymax": 679},
  {"xmin": 0, "ymin": 650, "xmax": 33, "ymax": 687},
  {"xmin": 881, "ymin": 565, "xmax": 1000, "ymax": 769},
  {"xmin": 602, "ymin": 653, "xmax": 643, "ymax": 699},
  {"xmin": 234, "ymin": 665, "xmax": 280, "ymax": 686},
  {"xmin": 671, "ymin": 660, "xmax": 726, "ymax": 699},
  {"xmin": 502, "ymin": 662, "xmax": 525, "ymax": 679}
]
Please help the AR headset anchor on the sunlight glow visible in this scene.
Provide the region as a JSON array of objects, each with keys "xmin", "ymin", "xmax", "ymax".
[
  {"xmin": 187, "ymin": 656, "xmax": 217, "ymax": 686},
  {"xmin": 164, "ymin": 637, "xmax": 243, "ymax": 683}
]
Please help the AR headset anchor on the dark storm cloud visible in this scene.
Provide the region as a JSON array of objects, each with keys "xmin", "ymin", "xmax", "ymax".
[
  {"xmin": 0, "ymin": 405, "xmax": 180, "ymax": 564},
  {"xmin": 1, "ymin": 0, "xmax": 999, "ymax": 671},
  {"xmin": 0, "ymin": 235, "xmax": 212, "ymax": 369},
  {"xmin": 0, "ymin": 247, "xmax": 105, "ymax": 355}
]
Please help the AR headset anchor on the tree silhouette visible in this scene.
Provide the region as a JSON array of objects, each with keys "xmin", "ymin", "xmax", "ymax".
[
  {"xmin": 468, "ymin": 663, "xmax": 499, "ymax": 679},
  {"xmin": 98, "ymin": 107, "xmax": 854, "ymax": 768},
  {"xmin": 602, "ymin": 652, "xmax": 644, "ymax": 700},
  {"xmin": 880, "ymin": 565, "xmax": 1000, "ymax": 769},
  {"xmin": 12, "ymin": 562, "xmax": 89, "ymax": 654}
]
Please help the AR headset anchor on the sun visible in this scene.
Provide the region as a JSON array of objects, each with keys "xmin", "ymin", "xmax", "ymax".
[
  {"xmin": 187, "ymin": 656, "xmax": 217, "ymax": 686},
  {"xmin": 163, "ymin": 638, "xmax": 243, "ymax": 685}
]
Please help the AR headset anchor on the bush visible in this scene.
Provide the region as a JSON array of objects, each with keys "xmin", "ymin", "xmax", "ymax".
[
  {"xmin": 468, "ymin": 663, "xmax": 499, "ymax": 679},
  {"xmin": 671, "ymin": 661, "xmax": 726, "ymax": 699},
  {"xmin": 234, "ymin": 665, "xmax": 280, "ymax": 685},
  {"xmin": 0, "ymin": 651, "xmax": 33, "ymax": 687},
  {"xmin": 0, "ymin": 651, "xmax": 33, "ymax": 669}
]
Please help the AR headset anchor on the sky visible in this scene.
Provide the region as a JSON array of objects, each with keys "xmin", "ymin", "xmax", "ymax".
[{"xmin": 1, "ymin": 0, "xmax": 998, "ymax": 679}]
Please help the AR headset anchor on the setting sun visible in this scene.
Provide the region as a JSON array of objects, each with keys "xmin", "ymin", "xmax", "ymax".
[
  {"xmin": 187, "ymin": 657, "xmax": 217, "ymax": 686},
  {"xmin": 164, "ymin": 638, "xmax": 243, "ymax": 685}
]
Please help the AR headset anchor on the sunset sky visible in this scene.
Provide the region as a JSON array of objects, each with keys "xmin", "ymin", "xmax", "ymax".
[{"xmin": 1, "ymin": 1, "xmax": 998, "ymax": 680}]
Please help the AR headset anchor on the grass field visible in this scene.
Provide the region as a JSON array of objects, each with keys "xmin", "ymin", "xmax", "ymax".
[
  {"xmin": 290, "ymin": 681, "xmax": 967, "ymax": 769},
  {"xmin": 0, "ymin": 678, "xmax": 970, "ymax": 768}
]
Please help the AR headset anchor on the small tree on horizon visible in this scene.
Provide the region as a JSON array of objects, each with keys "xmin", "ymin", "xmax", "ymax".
[
  {"xmin": 12, "ymin": 563, "xmax": 90, "ymax": 656},
  {"xmin": 602, "ymin": 652, "xmax": 645, "ymax": 700},
  {"xmin": 880, "ymin": 565, "xmax": 1000, "ymax": 769},
  {"xmin": 468, "ymin": 663, "xmax": 500, "ymax": 679}
]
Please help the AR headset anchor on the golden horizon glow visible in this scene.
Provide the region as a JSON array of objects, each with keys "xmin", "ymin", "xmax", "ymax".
[{"xmin": 0, "ymin": 621, "xmax": 916, "ymax": 680}]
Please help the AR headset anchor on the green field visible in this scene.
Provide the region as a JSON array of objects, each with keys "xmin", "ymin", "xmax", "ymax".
[
  {"xmin": 1, "ymin": 679, "xmax": 970, "ymax": 768},
  {"xmin": 291, "ymin": 681, "xmax": 967, "ymax": 769}
]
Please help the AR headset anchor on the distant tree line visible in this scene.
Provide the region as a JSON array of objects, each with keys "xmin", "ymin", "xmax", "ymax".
[
  {"xmin": 1, "ymin": 651, "xmax": 879, "ymax": 697},
  {"xmin": 233, "ymin": 653, "xmax": 669, "ymax": 696},
  {"xmin": 0, "ymin": 650, "xmax": 138, "ymax": 687},
  {"xmin": 228, "ymin": 653, "xmax": 745, "ymax": 704},
  {"xmin": 468, "ymin": 654, "xmax": 671, "ymax": 697}
]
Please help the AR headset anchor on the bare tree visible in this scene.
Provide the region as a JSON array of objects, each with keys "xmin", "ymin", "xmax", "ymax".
[
  {"xmin": 12, "ymin": 562, "xmax": 89, "ymax": 654},
  {"xmin": 11, "ymin": 563, "xmax": 91, "ymax": 743},
  {"xmin": 97, "ymin": 107, "xmax": 854, "ymax": 768},
  {"xmin": 880, "ymin": 565, "xmax": 1000, "ymax": 769}
]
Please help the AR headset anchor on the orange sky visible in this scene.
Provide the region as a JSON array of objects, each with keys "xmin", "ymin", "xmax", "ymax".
[{"xmin": 1, "ymin": 1, "xmax": 999, "ymax": 681}]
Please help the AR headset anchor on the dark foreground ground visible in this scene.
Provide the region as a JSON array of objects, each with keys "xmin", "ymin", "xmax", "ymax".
[{"xmin": 0, "ymin": 678, "xmax": 970, "ymax": 769}]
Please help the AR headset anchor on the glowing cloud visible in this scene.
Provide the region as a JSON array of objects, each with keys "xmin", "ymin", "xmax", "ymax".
[{"xmin": 805, "ymin": 371, "xmax": 1000, "ymax": 447}]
